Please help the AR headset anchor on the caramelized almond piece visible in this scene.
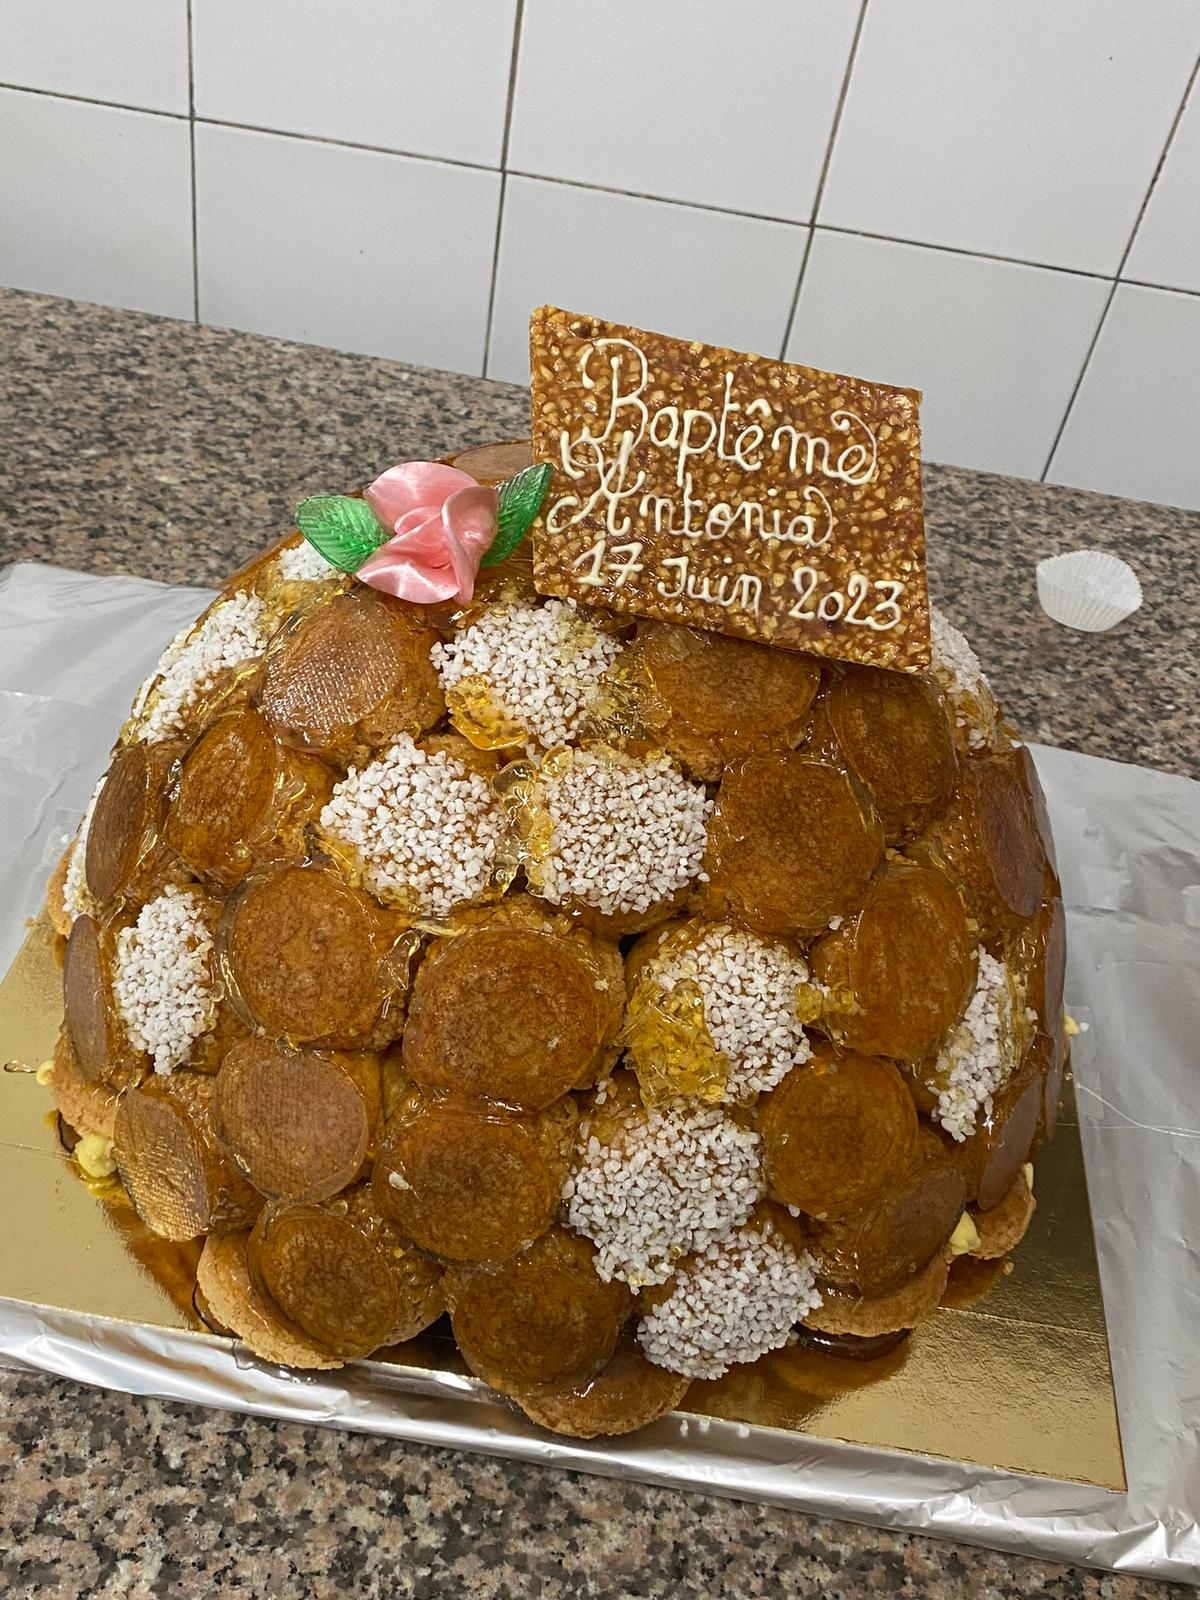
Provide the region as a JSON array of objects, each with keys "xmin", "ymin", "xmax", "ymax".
[
  {"xmin": 85, "ymin": 744, "xmax": 176, "ymax": 909},
  {"xmin": 63, "ymin": 914, "xmax": 145, "ymax": 1090},
  {"xmin": 627, "ymin": 622, "xmax": 820, "ymax": 779},
  {"xmin": 704, "ymin": 754, "xmax": 884, "ymax": 939},
  {"xmin": 221, "ymin": 864, "xmax": 406, "ymax": 1047},
  {"xmin": 811, "ymin": 863, "xmax": 976, "ymax": 1061},
  {"xmin": 373, "ymin": 1090, "xmax": 576, "ymax": 1261},
  {"xmin": 258, "ymin": 587, "xmax": 443, "ymax": 759},
  {"xmin": 248, "ymin": 1187, "xmax": 444, "ymax": 1359},
  {"xmin": 447, "ymin": 1226, "xmax": 631, "ymax": 1387},
  {"xmin": 449, "ymin": 439, "xmax": 533, "ymax": 485},
  {"xmin": 966, "ymin": 1069, "xmax": 1044, "ymax": 1211},
  {"xmin": 164, "ymin": 707, "xmax": 328, "ymax": 886},
  {"xmin": 760, "ymin": 1045, "xmax": 918, "ymax": 1220},
  {"xmin": 47, "ymin": 1032, "xmax": 119, "ymax": 1140},
  {"xmin": 813, "ymin": 1128, "xmax": 966, "ymax": 1296},
  {"xmin": 911, "ymin": 751, "xmax": 1045, "ymax": 939},
  {"xmin": 195, "ymin": 1231, "xmax": 340, "ymax": 1369},
  {"xmin": 969, "ymin": 1171, "xmax": 1037, "ymax": 1258},
  {"xmin": 1013, "ymin": 896, "xmax": 1067, "ymax": 1110},
  {"xmin": 215, "ymin": 1038, "xmax": 380, "ymax": 1202},
  {"xmin": 508, "ymin": 1331, "xmax": 690, "ymax": 1438},
  {"xmin": 824, "ymin": 666, "xmax": 957, "ymax": 842},
  {"xmin": 114, "ymin": 1071, "xmax": 260, "ymax": 1241},
  {"xmin": 806, "ymin": 1247, "xmax": 949, "ymax": 1337},
  {"xmin": 403, "ymin": 925, "xmax": 622, "ymax": 1109},
  {"xmin": 1014, "ymin": 743, "xmax": 1059, "ymax": 881}
]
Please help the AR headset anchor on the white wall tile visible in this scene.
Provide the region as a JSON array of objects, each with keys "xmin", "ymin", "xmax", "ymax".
[
  {"xmin": 487, "ymin": 177, "xmax": 805, "ymax": 385},
  {"xmin": 507, "ymin": 0, "xmax": 859, "ymax": 222},
  {"xmin": 787, "ymin": 231, "xmax": 1109, "ymax": 479},
  {"xmin": 192, "ymin": 0, "xmax": 517, "ymax": 167},
  {"xmin": 1047, "ymin": 285, "xmax": 1200, "ymax": 510},
  {"xmin": 0, "ymin": 0, "xmax": 189, "ymax": 114},
  {"xmin": 1124, "ymin": 81, "xmax": 1200, "ymax": 294},
  {"xmin": 0, "ymin": 90, "xmax": 194, "ymax": 318},
  {"xmin": 821, "ymin": 0, "xmax": 1200, "ymax": 275},
  {"xmin": 195, "ymin": 124, "xmax": 500, "ymax": 372}
]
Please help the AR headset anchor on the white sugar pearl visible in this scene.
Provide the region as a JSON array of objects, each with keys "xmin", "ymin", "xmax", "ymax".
[
  {"xmin": 565, "ymin": 1102, "xmax": 762, "ymax": 1287},
  {"xmin": 135, "ymin": 592, "xmax": 268, "ymax": 744},
  {"xmin": 62, "ymin": 775, "xmax": 105, "ymax": 921},
  {"xmin": 432, "ymin": 599, "xmax": 622, "ymax": 750},
  {"xmin": 646, "ymin": 925, "xmax": 814, "ymax": 1104},
  {"xmin": 932, "ymin": 950, "xmax": 1019, "ymax": 1141},
  {"xmin": 321, "ymin": 735, "xmax": 506, "ymax": 919},
  {"xmin": 638, "ymin": 1227, "xmax": 822, "ymax": 1380},
  {"xmin": 112, "ymin": 889, "xmax": 217, "ymax": 1074},
  {"xmin": 275, "ymin": 540, "xmax": 338, "ymax": 584},
  {"xmin": 533, "ymin": 749, "xmax": 710, "ymax": 918}
]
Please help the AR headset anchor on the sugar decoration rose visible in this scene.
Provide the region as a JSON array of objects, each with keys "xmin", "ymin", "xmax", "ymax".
[
  {"xmin": 358, "ymin": 463, "xmax": 496, "ymax": 606},
  {"xmin": 295, "ymin": 461, "xmax": 552, "ymax": 607}
]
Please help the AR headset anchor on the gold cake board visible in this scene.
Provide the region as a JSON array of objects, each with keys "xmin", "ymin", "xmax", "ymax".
[{"xmin": 0, "ymin": 920, "xmax": 1123, "ymax": 1491}]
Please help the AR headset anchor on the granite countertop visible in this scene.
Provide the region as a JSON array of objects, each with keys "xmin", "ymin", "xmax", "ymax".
[{"xmin": 0, "ymin": 288, "xmax": 1195, "ymax": 1600}]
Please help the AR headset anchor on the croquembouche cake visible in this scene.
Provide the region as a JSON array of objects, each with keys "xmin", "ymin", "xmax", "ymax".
[{"xmin": 42, "ymin": 310, "xmax": 1065, "ymax": 1440}]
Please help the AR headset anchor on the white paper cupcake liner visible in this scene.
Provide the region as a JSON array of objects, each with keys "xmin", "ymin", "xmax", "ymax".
[{"xmin": 1036, "ymin": 549, "xmax": 1143, "ymax": 633}]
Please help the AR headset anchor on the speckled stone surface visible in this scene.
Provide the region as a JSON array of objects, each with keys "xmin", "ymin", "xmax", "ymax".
[
  {"xmin": 0, "ymin": 289, "xmax": 1195, "ymax": 1600},
  {"xmin": 0, "ymin": 1369, "xmax": 1190, "ymax": 1600}
]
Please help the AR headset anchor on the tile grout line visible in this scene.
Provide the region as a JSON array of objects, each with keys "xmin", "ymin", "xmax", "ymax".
[
  {"xmin": 501, "ymin": 167, "xmax": 807, "ymax": 229},
  {"xmin": 1039, "ymin": 49, "xmax": 1200, "ymax": 482},
  {"xmin": 2, "ymin": 77, "xmax": 1199, "ymax": 294},
  {"xmin": 0, "ymin": 80, "xmax": 501, "ymax": 174},
  {"xmin": 185, "ymin": 0, "xmax": 199, "ymax": 324},
  {"xmin": 481, "ymin": 173, "xmax": 509, "ymax": 381},
  {"xmin": 0, "ymin": 82, "xmax": 815, "ymax": 229},
  {"xmin": 1118, "ymin": 274, "xmax": 1200, "ymax": 298},
  {"xmin": 2, "ymin": 71, "xmax": 1199, "ymax": 318},
  {"xmin": 778, "ymin": 0, "xmax": 870, "ymax": 359},
  {"xmin": 814, "ymin": 221, "xmax": 1117, "ymax": 285},
  {"xmin": 194, "ymin": 112, "xmax": 497, "ymax": 175},
  {"xmin": 1111, "ymin": 54, "xmax": 1199, "ymax": 288},
  {"xmin": 0, "ymin": 79, "xmax": 190, "ymax": 118},
  {"xmin": 481, "ymin": 0, "xmax": 525, "ymax": 380},
  {"xmin": 1038, "ymin": 276, "xmax": 1134, "ymax": 481},
  {"xmin": 8, "ymin": 70, "xmax": 1120, "ymax": 283}
]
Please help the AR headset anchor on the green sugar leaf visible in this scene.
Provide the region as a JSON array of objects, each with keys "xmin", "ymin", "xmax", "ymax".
[
  {"xmin": 481, "ymin": 462, "xmax": 553, "ymax": 568},
  {"xmin": 294, "ymin": 495, "xmax": 387, "ymax": 573}
]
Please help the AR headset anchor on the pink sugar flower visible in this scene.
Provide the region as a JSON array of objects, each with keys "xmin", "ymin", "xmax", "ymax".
[{"xmin": 357, "ymin": 462, "xmax": 498, "ymax": 605}]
